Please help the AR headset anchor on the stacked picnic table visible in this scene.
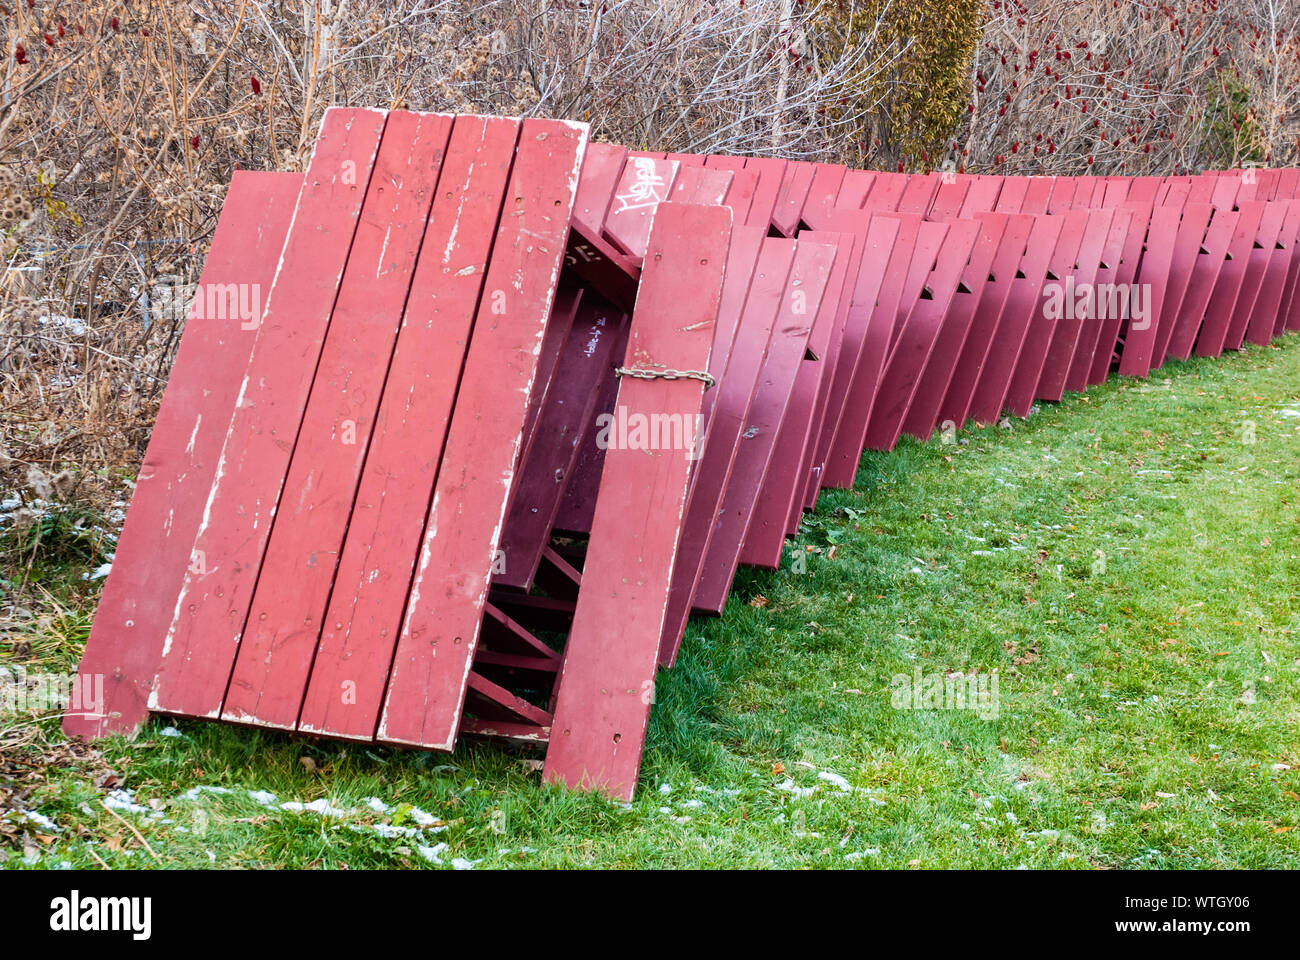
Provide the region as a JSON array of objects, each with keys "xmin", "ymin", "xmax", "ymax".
[{"xmin": 67, "ymin": 109, "xmax": 1300, "ymax": 800}]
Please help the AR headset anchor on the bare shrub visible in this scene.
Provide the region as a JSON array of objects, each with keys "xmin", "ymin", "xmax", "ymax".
[
  {"xmin": 0, "ymin": 0, "xmax": 891, "ymax": 525},
  {"xmin": 954, "ymin": 0, "xmax": 1300, "ymax": 176}
]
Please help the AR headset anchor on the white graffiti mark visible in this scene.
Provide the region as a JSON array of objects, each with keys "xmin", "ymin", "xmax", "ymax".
[{"xmin": 613, "ymin": 158, "xmax": 668, "ymax": 214}]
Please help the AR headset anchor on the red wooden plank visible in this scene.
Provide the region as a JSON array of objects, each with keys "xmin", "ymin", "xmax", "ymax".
[
  {"xmin": 572, "ymin": 142, "xmax": 626, "ymax": 238},
  {"xmin": 465, "ymin": 671, "xmax": 551, "ymax": 727},
  {"xmin": 818, "ymin": 213, "xmax": 909, "ymax": 488},
  {"xmin": 890, "ymin": 217, "xmax": 951, "ymax": 355},
  {"xmin": 65, "ymin": 171, "xmax": 301, "ymax": 739},
  {"xmin": 1021, "ymin": 176, "xmax": 1055, "ymax": 214},
  {"xmin": 478, "ymin": 602, "xmax": 564, "ymax": 661},
  {"xmin": 835, "ymin": 170, "xmax": 876, "ymax": 212},
  {"xmin": 938, "ymin": 212, "xmax": 1035, "ymax": 428},
  {"xmin": 1240, "ymin": 200, "xmax": 1292, "ymax": 346},
  {"xmin": 149, "ymin": 107, "xmax": 389, "ymax": 719},
  {"xmin": 493, "ymin": 298, "xmax": 626, "ymax": 592},
  {"xmin": 1275, "ymin": 204, "xmax": 1300, "ymax": 335},
  {"xmin": 473, "ymin": 649, "xmax": 559, "ymax": 680},
  {"xmin": 1150, "ymin": 201, "xmax": 1214, "ymax": 367},
  {"xmin": 707, "ymin": 156, "xmax": 757, "ymax": 223},
  {"xmin": 866, "ymin": 220, "xmax": 981, "ymax": 449},
  {"xmin": 704, "ymin": 155, "xmax": 745, "ymax": 173},
  {"xmin": 292, "ymin": 117, "xmax": 524, "ymax": 740},
  {"xmin": 1127, "ymin": 176, "xmax": 1162, "ymax": 203},
  {"xmin": 1209, "ymin": 174, "xmax": 1241, "ymax": 211},
  {"xmin": 743, "ymin": 157, "xmax": 789, "ymax": 230},
  {"xmin": 550, "ymin": 325, "xmax": 630, "ymax": 535},
  {"xmin": 1195, "ymin": 201, "xmax": 1266, "ymax": 357},
  {"xmin": 1004, "ymin": 208, "xmax": 1084, "ymax": 414},
  {"xmin": 658, "ymin": 228, "xmax": 776, "ymax": 667},
  {"xmin": 1283, "ymin": 262, "xmax": 1300, "ymax": 333},
  {"xmin": 693, "ymin": 240, "xmax": 834, "ymax": 614},
  {"xmin": 377, "ymin": 118, "xmax": 588, "ymax": 751},
  {"xmin": 1256, "ymin": 169, "xmax": 1281, "ymax": 201},
  {"xmin": 724, "ymin": 170, "xmax": 759, "ymax": 225},
  {"xmin": 1083, "ymin": 178, "xmax": 1112, "ymax": 209},
  {"xmin": 488, "ymin": 591, "xmax": 575, "ymax": 633},
  {"xmin": 671, "ymin": 165, "xmax": 733, "ymax": 205},
  {"xmin": 1047, "ymin": 177, "xmax": 1077, "ymax": 214},
  {"xmin": 796, "ymin": 219, "xmax": 882, "ymax": 509},
  {"xmin": 699, "ymin": 227, "xmax": 768, "ymax": 426},
  {"xmin": 871, "ymin": 172, "xmax": 916, "ymax": 212},
  {"xmin": 1087, "ymin": 200, "xmax": 1153, "ymax": 385},
  {"xmin": 788, "ymin": 233, "xmax": 856, "ymax": 525},
  {"xmin": 1163, "ymin": 206, "xmax": 1237, "ymax": 361},
  {"xmin": 960, "ymin": 175, "xmax": 1005, "ymax": 217},
  {"xmin": 772, "ymin": 160, "xmax": 817, "ymax": 236},
  {"xmin": 842, "ymin": 218, "xmax": 946, "ymax": 450},
  {"xmin": 1275, "ymin": 168, "xmax": 1300, "ymax": 201},
  {"xmin": 901, "ymin": 213, "xmax": 1008, "ymax": 440},
  {"xmin": 1259, "ymin": 200, "xmax": 1300, "ymax": 341},
  {"xmin": 531, "ymin": 547, "xmax": 582, "ymax": 604},
  {"xmin": 928, "ymin": 177, "xmax": 971, "ymax": 221},
  {"xmin": 740, "ymin": 233, "xmax": 848, "ymax": 567},
  {"xmin": 1064, "ymin": 207, "xmax": 1133, "ymax": 390},
  {"xmin": 1269, "ymin": 171, "xmax": 1300, "ymax": 338},
  {"xmin": 1187, "ymin": 174, "xmax": 1218, "ymax": 204},
  {"xmin": 604, "ymin": 156, "xmax": 679, "ymax": 260},
  {"xmin": 219, "ymin": 111, "xmax": 454, "ymax": 729},
  {"xmin": 967, "ymin": 213, "xmax": 1065, "ymax": 423},
  {"xmin": 1069, "ymin": 176, "xmax": 1101, "ymax": 208},
  {"xmin": 800, "ymin": 163, "xmax": 848, "ymax": 227},
  {"xmin": 1035, "ymin": 208, "xmax": 1116, "ymax": 403},
  {"xmin": 804, "ymin": 229, "xmax": 882, "ymax": 488},
  {"xmin": 1137, "ymin": 188, "xmax": 1195, "ymax": 372},
  {"xmin": 520, "ymin": 288, "xmax": 582, "ymax": 454},
  {"xmin": 1114, "ymin": 204, "xmax": 1180, "ymax": 378},
  {"xmin": 1101, "ymin": 176, "xmax": 1131, "ymax": 207},
  {"xmin": 994, "ymin": 176, "xmax": 1030, "ymax": 213},
  {"xmin": 542, "ymin": 202, "xmax": 731, "ymax": 801},
  {"xmin": 460, "ymin": 718, "xmax": 550, "ymax": 743},
  {"xmin": 566, "ymin": 142, "xmax": 639, "ymax": 309},
  {"xmin": 1159, "ymin": 177, "xmax": 1192, "ymax": 210}
]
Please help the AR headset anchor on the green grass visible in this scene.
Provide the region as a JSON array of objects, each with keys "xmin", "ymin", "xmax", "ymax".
[{"xmin": 3, "ymin": 338, "xmax": 1300, "ymax": 869}]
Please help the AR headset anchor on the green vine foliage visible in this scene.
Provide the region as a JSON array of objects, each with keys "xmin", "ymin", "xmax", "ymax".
[
  {"xmin": 1201, "ymin": 69, "xmax": 1266, "ymax": 169},
  {"xmin": 822, "ymin": 0, "xmax": 983, "ymax": 170}
]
